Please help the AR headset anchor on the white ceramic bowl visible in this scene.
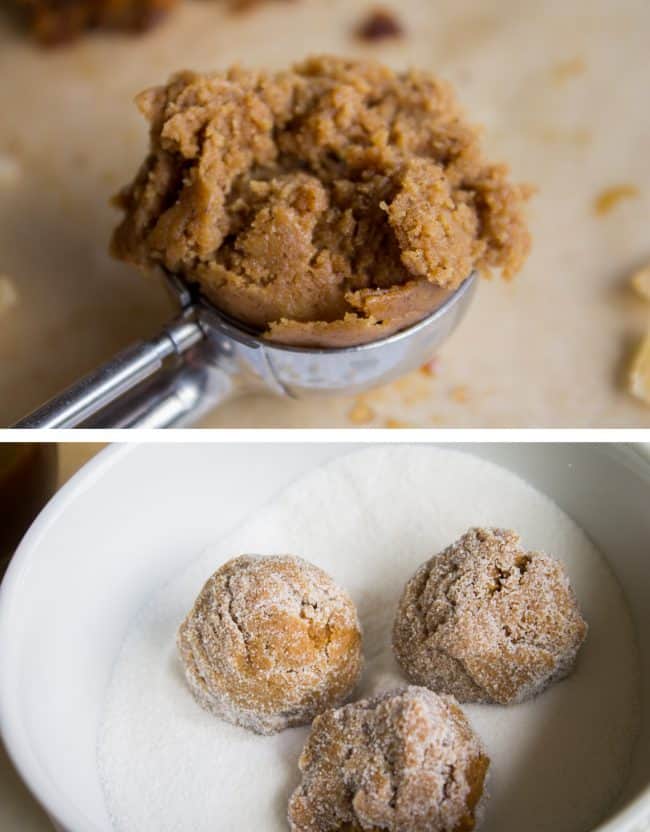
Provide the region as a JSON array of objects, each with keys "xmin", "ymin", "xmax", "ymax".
[{"xmin": 0, "ymin": 443, "xmax": 648, "ymax": 832}]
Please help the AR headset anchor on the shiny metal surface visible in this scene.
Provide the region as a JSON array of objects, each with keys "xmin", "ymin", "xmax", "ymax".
[{"xmin": 14, "ymin": 272, "xmax": 477, "ymax": 429}]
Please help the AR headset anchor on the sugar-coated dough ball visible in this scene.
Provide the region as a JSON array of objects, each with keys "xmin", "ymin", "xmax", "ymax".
[
  {"xmin": 177, "ymin": 554, "xmax": 363, "ymax": 734},
  {"xmin": 288, "ymin": 686, "xmax": 489, "ymax": 832},
  {"xmin": 393, "ymin": 528, "xmax": 588, "ymax": 705}
]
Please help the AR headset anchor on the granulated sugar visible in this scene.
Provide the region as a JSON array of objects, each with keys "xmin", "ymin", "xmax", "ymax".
[{"xmin": 98, "ymin": 446, "xmax": 640, "ymax": 832}]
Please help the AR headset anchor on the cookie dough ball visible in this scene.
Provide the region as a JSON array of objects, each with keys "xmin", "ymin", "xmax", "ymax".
[
  {"xmin": 177, "ymin": 554, "xmax": 363, "ymax": 734},
  {"xmin": 20, "ymin": 0, "xmax": 178, "ymax": 45},
  {"xmin": 112, "ymin": 56, "xmax": 531, "ymax": 348},
  {"xmin": 288, "ymin": 686, "xmax": 489, "ymax": 832},
  {"xmin": 393, "ymin": 528, "xmax": 588, "ymax": 705}
]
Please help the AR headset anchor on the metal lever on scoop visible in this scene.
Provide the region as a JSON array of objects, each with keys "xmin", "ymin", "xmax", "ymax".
[
  {"xmin": 13, "ymin": 272, "xmax": 478, "ymax": 429},
  {"xmin": 15, "ymin": 310, "xmax": 205, "ymax": 429},
  {"xmin": 79, "ymin": 333, "xmax": 252, "ymax": 429}
]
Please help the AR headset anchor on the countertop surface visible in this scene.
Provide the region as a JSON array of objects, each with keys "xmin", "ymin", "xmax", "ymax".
[
  {"xmin": 0, "ymin": 444, "xmax": 104, "ymax": 831},
  {"xmin": 0, "ymin": 1, "xmax": 649, "ymax": 428}
]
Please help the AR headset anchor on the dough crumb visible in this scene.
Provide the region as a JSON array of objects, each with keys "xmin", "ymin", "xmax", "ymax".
[
  {"xmin": 355, "ymin": 7, "xmax": 404, "ymax": 42},
  {"xmin": 420, "ymin": 357, "xmax": 440, "ymax": 377},
  {"xmin": 230, "ymin": 0, "xmax": 294, "ymax": 11},
  {"xmin": 177, "ymin": 554, "xmax": 362, "ymax": 734},
  {"xmin": 393, "ymin": 527, "xmax": 588, "ymax": 705},
  {"xmin": 627, "ymin": 332, "xmax": 650, "ymax": 406},
  {"xmin": 0, "ymin": 154, "xmax": 22, "ymax": 187},
  {"xmin": 0, "ymin": 276, "xmax": 19, "ymax": 316},
  {"xmin": 450, "ymin": 385, "xmax": 470, "ymax": 404},
  {"xmin": 594, "ymin": 184, "xmax": 639, "ymax": 215},
  {"xmin": 288, "ymin": 686, "xmax": 489, "ymax": 832},
  {"xmin": 19, "ymin": 0, "xmax": 178, "ymax": 45},
  {"xmin": 112, "ymin": 56, "xmax": 532, "ymax": 347},
  {"xmin": 630, "ymin": 264, "xmax": 650, "ymax": 301},
  {"xmin": 552, "ymin": 56, "xmax": 586, "ymax": 83},
  {"xmin": 348, "ymin": 401, "xmax": 375, "ymax": 425}
]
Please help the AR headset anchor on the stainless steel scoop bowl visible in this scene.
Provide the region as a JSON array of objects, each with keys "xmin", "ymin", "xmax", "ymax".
[{"xmin": 14, "ymin": 270, "xmax": 477, "ymax": 428}]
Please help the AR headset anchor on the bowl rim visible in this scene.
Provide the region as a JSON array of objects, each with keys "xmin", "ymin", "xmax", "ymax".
[
  {"xmin": 0, "ymin": 444, "xmax": 130, "ymax": 832},
  {"xmin": 0, "ymin": 442, "xmax": 649, "ymax": 832}
]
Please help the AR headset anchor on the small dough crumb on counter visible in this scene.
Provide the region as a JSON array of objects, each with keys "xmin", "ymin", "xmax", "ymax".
[
  {"xmin": 419, "ymin": 357, "xmax": 440, "ymax": 377},
  {"xmin": 18, "ymin": 0, "xmax": 179, "ymax": 45},
  {"xmin": 0, "ymin": 277, "xmax": 18, "ymax": 316},
  {"xmin": 594, "ymin": 184, "xmax": 640, "ymax": 215},
  {"xmin": 355, "ymin": 7, "xmax": 404, "ymax": 42},
  {"xmin": 112, "ymin": 56, "xmax": 532, "ymax": 348},
  {"xmin": 551, "ymin": 56, "xmax": 587, "ymax": 83},
  {"xmin": 630, "ymin": 264, "xmax": 650, "ymax": 301},
  {"xmin": 19, "ymin": 0, "xmax": 295, "ymax": 44},
  {"xmin": 0, "ymin": 154, "xmax": 21, "ymax": 188},
  {"xmin": 627, "ymin": 333, "xmax": 650, "ymax": 406},
  {"xmin": 450, "ymin": 384, "xmax": 470, "ymax": 404},
  {"xmin": 347, "ymin": 400, "xmax": 375, "ymax": 425}
]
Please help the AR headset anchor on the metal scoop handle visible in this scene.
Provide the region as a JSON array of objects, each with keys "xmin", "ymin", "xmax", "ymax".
[
  {"xmin": 13, "ymin": 273, "xmax": 478, "ymax": 429},
  {"xmin": 14, "ymin": 311, "xmax": 207, "ymax": 428}
]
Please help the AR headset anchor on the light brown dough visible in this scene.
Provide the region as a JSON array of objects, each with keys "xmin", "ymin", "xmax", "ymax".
[
  {"xmin": 288, "ymin": 686, "xmax": 489, "ymax": 832},
  {"xmin": 112, "ymin": 56, "xmax": 532, "ymax": 347},
  {"xmin": 18, "ymin": 0, "xmax": 178, "ymax": 44},
  {"xmin": 392, "ymin": 528, "xmax": 588, "ymax": 705},
  {"xmin": 177, "ymin": 554, "xmax": 363, "ymax": 734}
]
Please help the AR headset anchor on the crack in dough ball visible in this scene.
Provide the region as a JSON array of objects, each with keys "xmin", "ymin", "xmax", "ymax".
[
  {"xmin": 177, "ymin": 554, "xmax": 363, "ymax": 734},
  {"xmin": 392, "ymin": 528, "xmax": 588, "ymax": 705},
  {"xmin": 288, "ymin": 686, "xmax": 489, "ymax": 832}
]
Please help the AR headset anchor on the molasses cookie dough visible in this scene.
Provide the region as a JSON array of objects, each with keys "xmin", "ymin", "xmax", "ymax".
[
  {"xmin": 112, "ymin": 56, "xmax": 532, "ymax": 348},
  {"xmin": 288, "ymin": 686, "xmax": 489, "ymax": 832},
  {"xmin": 19, "ymin": 0, "xmax": 178, "ymax": 44},
  {"xmin": 177, "ymin": 554, "xmax": 362, "ymax": 734},
  {"xmin": 393, "ymin": 528, "xmax": 588, "ymax": 705}
]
